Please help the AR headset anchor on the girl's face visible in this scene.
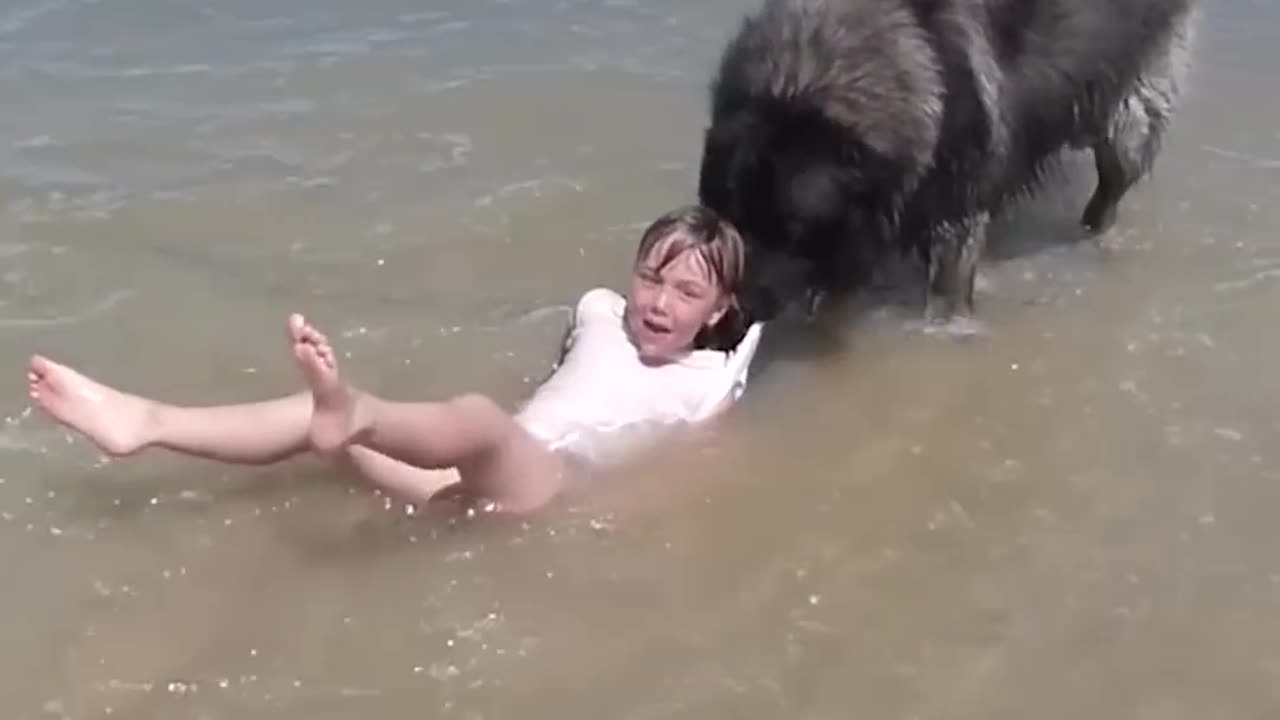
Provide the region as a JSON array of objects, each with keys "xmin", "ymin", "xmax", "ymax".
[{"xmin": 626, "ymin": 243, "xmax": 728, "ymax": 363}]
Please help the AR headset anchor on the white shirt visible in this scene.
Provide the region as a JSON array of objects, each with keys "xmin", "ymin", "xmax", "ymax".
[{"xmin": 514, "ymin": 287, "xmax": 763, "ymax": 466}]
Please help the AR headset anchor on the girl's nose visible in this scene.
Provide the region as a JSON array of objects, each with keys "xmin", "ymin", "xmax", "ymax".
[{"xmin": 653, "ymin": 286, "xmax": 673, "ymax": 311}]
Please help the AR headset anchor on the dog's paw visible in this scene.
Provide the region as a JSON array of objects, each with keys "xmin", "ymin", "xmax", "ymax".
[{"xmin": 904, "ymin": 314, "xmax": 991, "ymax": 339}]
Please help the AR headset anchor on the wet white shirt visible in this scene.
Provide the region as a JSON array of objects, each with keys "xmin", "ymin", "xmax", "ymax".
[{"xmin": 514, "ymin": 287, "xmax": 762, "ymax": 466}]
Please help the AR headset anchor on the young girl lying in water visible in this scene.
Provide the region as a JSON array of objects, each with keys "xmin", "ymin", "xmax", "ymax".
[{"xmin": 26, "ymin": 205, "xmax": 763, "ymax": 514}]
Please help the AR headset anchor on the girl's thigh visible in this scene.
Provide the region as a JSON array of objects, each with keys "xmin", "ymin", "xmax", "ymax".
[{"xmin": 452, "ymin": 396, "xmax": 571, "ymax": 513}]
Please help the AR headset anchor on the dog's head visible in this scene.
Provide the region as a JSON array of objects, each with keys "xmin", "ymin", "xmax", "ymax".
[{"xmin": 697, "ymin": 103, "xmax": 903, "ymax": 323}]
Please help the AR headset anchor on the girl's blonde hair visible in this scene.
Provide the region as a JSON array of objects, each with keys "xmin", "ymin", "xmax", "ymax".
[{"xmin": 635, "ymin": 204, "xmax": 748, "ymax": 351}]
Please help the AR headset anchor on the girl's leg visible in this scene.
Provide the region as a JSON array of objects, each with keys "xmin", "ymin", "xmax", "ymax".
[
  {"xmin": 27, "ymin": 355, "xmax": 312, "ymax": 464},
  {"xmin": 290, "ymin": 316, "xmax": 566, "ymax": 512},
  {"xmin": 342, "ymin": 445, "xmax": 463, "ymax": 505},
  {"xmin": 346, "ymin": 393, "xmax": 564, "ymax": 511},
  {"xmin": 29, "ymin": 352, "xmax": 473, "ymax": 505}
]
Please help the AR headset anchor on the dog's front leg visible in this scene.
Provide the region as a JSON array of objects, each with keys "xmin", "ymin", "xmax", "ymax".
[{"xmin": 925, "ymin": 212, "xmax": 989, "ymax": 323}]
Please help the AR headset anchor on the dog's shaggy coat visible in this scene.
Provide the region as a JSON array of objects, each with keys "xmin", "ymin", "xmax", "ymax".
[{"xmin": 697, "ymin": 0, "xmax": 1198, "ymax": 323}]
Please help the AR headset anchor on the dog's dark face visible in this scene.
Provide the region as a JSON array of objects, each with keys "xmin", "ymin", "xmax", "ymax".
[{"xmin": 697, "ymin": 107, "xmax": 888, "ymax": 322}]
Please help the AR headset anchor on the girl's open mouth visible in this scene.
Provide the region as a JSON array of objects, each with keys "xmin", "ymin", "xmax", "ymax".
[{"xmin": 641, "ymin": 318, "xmax": 671, "ymax": 335}]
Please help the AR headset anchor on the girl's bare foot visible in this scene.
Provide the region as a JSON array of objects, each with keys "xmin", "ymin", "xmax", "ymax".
[
  {"xmin": 289, "ymin": 314, "xmax": 370, "ymax": 454},
  {"xmin": 27, "ymin": 355, "xmax": 155, "ymax": 456}
]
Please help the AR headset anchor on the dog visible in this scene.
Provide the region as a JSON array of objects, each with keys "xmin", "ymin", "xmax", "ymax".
[{"xmin": 696, "ymin": 0, "xmax": 1199, "ymax": 325}]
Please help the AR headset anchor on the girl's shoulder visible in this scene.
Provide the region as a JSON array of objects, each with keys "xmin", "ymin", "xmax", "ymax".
[{"xmin": 574, "ymin": 287, "xmax": 626, "ymax": 321}]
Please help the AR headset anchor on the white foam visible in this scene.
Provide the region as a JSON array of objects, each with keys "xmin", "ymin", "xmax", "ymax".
[
  {"xmin": 0, "ymin": 288, "xmax": 135, "ymax": 329},
  {"xmin": 0, "ymin": 242, "xmax": 30, "ymax": 259},
  {"xmin": 1201, "ymin": 144, "xmax": 1280, "ymax": 169},
  {"xmin": 415, "ymin": 132, "xmax": 472, "ymax": 173},
  {"xmin": 429, "ymin": 20, "xmax": 471, "ymax": 34},
  {"xmin": 1214, "ymin": 268, "xmax": 1280, "ymax": 293},
  {"xmin": 27, "ymin": 61, "xmax": 217, "ymax": 80},
  {"xmin": 903, "ymin": 315, "xmax": 992, "ymax": 339},
  {"xmin": 472, "ymin": 176, "xmax": 585, "ymax": 208},
  {"xmin": 0, "ymin": 0, "xmax": 68, "ymax": 37},
  {"xmin": 7, "ymin": 187, "xmax": 128, "ymax": 221},
  {"xmin": 14, "ymin": 135, "xmax": 54, "ymax": 149},
  {"xmin": 398, "ymin": 11, "xmax": 449, "ymax": 24},
  {"xmin": 420, "ymin": 77, "xmax": 473, "ymax": 94}
]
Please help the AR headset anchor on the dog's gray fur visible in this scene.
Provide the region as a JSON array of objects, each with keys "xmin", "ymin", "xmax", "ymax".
[{"xmin": 698, "ymin": 0, "xmax": 1200, "ymax": 323}]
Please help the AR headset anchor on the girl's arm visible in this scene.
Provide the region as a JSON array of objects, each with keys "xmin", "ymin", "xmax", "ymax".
[
  {"xmin": 692, "ymin": 322, "xmax": 762, "ymax": 422},
  {"xmin": 696, "ymin": 393, "xmax": 738, "ymax": 421},
  {"xmin": 552, "ymin": 320, "xmax": 573, "ymax": 368},
  {"xmin": 530, "ymin": 311, "xmax": 576, "ymax": 388}
]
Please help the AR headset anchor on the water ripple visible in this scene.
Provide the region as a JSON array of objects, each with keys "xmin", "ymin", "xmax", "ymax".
[{"xmin": 0, "ymin": 288, "xmax": 135, "ymax": 329}]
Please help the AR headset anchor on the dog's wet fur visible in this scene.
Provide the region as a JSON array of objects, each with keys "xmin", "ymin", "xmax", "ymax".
[{"xmin": 697, "ymin": 0, "xmax": 1199, "ymax": 325}]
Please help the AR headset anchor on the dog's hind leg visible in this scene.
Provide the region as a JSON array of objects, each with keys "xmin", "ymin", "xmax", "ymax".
[
  {"xmin": 1082, "ymin": 11, "xmax": 1195, "ymax": 234},
  {"xmin": 925, "ymin": 212, "xmax": 989, "ymax": 323}
]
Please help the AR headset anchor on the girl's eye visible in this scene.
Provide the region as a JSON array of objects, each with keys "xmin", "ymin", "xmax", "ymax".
[{"xmin": 675, "ymin": 284, "xmax": 705, "ymax": 300}]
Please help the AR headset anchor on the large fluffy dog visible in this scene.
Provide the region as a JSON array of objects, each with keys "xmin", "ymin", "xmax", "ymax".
[{"xmin": 697, "ymin": 0, "xmax": 1198, "ymax": 324}]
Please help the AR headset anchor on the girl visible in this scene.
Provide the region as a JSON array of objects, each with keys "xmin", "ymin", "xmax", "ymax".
[{"xmin": 26, "ymin": 205, "xmax": 763, "ymax": 514}]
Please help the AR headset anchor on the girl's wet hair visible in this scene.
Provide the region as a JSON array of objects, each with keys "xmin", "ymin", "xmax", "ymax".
[{"xmin": 635, "ymin": 204, "xmax": 749, "ymax": 351}]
